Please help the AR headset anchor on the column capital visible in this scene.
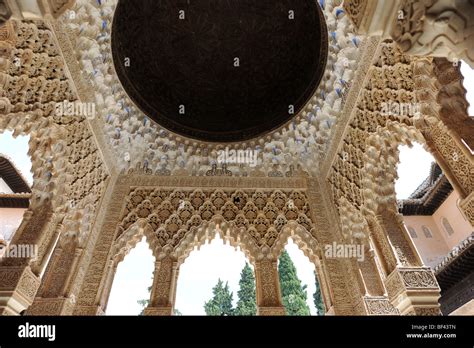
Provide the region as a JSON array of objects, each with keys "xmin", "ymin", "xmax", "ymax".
[
  {"xmin": 0, "ymin": 266, "xmax": 40, "ymax": 315},
  {"xmin": 143, "ymin": 306, "xmax": 173, "ymax": 316},
  {"xmin": 73, "ymin": 305, "xmax": 105, "ymax": 316},
  {"xmin": 26, "ymin": 297, "xmax": 75, "ymax": 316},
  {"xmin": 385, "ymin": 267, "xmax": 441, "ymax": 315}
]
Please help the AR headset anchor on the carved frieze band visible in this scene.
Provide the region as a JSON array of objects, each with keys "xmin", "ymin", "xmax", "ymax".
[
  {"xmin": 385, "ymin": 267, "xmax": 439, "ymax": 299},
  {"xmin": 364, "ymin": 296, "xmax": 400, "ymax": 315}
]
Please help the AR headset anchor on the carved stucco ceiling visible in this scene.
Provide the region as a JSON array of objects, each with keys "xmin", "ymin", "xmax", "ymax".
[
  {"xmin": 111, "ymin": 0, "xmax": 328, "ymax": 143},
  {"xmin": 61, "ymin": 0, "xmax": 361, "ymax": 176}
]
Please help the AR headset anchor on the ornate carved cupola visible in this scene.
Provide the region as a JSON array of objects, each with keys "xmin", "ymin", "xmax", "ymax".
[{"xmin": 111, "ymin": 0, "xmax": 328, "ymax": 142}]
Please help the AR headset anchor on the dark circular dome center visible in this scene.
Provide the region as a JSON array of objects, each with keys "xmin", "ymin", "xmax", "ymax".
[{"xmin": 112, "ymin": 0, "xmax": 328, "ymax": 142}]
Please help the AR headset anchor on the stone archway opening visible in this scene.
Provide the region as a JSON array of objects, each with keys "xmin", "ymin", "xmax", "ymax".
[
  {"xmin": 396, "ymin": 141, "xmax": 473, "ymax": 269},
  {"xmin": 395, "ymin": 142, "xmax": 436, "ymax": 200},
  {"xmin": 106, "ymin": 237, "xmax": 155, "ymax": 315},
  {"xmin": 460, "ymin": 60, "xmax": 474, "ymax": 154},
  {"xmin": 0, "ymin": 130, "xmax": 32, "ymax": 252},
  {"xmin": 460, "ymin": 60, "xmax": 474, "ymax": 118},
  {"xmin": 279, "ymin": 237, "xmax": 325, "ymax": 316},
  {"xmin": 174, "ymin": 232, "xmax": 254, "ymax": 316}
]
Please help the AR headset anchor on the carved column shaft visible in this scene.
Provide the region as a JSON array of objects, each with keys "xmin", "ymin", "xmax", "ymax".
[
  {"xmin": 359, "ymin": 248, "xmax": 385, "ymax": 296},
  {"xmin": 432, "ymin": 58, "xmax": 474, "ymax": 149},
  {"xmin": 418, "ymin": 122, "xmax": 474, "ymax": 226},
  {"xmin": 423, "ymin": 132, "xmax": 468, "ymax": 198},
  {"xmin": 377, "ymin": 210, "xmax": 423, "ymax": 267},
  {"xmin": 425, "ymin": 126, "xmax": 474, "ymax": 226},
  {"xmin": 314, "ymin": 257, "xmax": 332, "ymax": 312},
  {"xmin": 144, "ymin": 255, "xmax": 179, "ymax": 316},
  {"xmin": 72, "ymin": 176, "xmax": 128, "ymax": 316},
  {"xmin": 254, "ymin": 259, "xmax": 286, "ymax": 316},
  {"xmin": 0, "ymin": 205, "xmax": 60, "ymax": 315},
  {"xmin": 26, "ymin": 241, "xmax": 83, "ymax": 316},
  {"xmin": 361, "ymin": 247, "xmax": 400, "ymax": 316},
  {"xmin": 413, "ymin": 58, "xmax": 474, "ymax": 226},
  {"xmin": 367, "ymin": 217, "xmax": 398, "ymax": 275},
  {"xmin": 98, "ymin": 261, "xmax": 118, "ymax": 314}
]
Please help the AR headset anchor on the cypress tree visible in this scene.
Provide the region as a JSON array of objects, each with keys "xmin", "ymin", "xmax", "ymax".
[
  {"xmin": 204, "ymin": 279, "xmax": 234, "ymax": 316},
  {"xmin": 313, "ymin": 272, "xmax": 325, "ymax": 316},
  {"xmin": 235, "ymin": 262, "xmax": 257, "ymax": 316},
  {"xmin": 278, "ymin": 250, "xmax": 311, "ymax": 316}
]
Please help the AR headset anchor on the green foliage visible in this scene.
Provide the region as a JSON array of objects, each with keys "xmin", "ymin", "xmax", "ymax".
[
  {"xmin": 313, "ymin": 272, "xmax": 325, "ymax": 316},
  {"xmin": 278, "ymin": 250, "xmax": 311, "ymax": 316},
  {"xmin": 204, "ymin": 279, "xmax": 234, "ymax": 316},
  {"xmin": 137, "ymin": 252, "xmax": 316, "ymax": 317},
  {"xmin": 137, "ymin": 299, "xmax": 149, "ymax": 316},
  {"xmin": 137, "ymin": 285, "xmax": 152, "ymax": 316},
  {"xmin": 235, "ymin": 262, "xmax": 257, "ymax": 316}
]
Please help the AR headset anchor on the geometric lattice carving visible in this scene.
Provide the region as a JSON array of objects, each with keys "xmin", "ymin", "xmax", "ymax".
[{"xmin": 114, "ymin": 188, "xmax": 316, "ymax": 264}]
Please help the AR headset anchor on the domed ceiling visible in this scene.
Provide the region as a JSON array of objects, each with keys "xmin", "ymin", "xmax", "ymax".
[
  {"xmin": 62, "ymin": 0, "xmax": 360, "ymax": 176},
  {"xmin": 112, "ymin": 0, "xmax": 328, "ymax": 142}
]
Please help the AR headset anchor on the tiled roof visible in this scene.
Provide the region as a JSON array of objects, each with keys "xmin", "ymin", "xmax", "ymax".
[
  {"xmin": 435, "ymin": 233, "xmax": 474, "ymax": 291},
  {"xmin": 0, "ymin": 155, "xmax": 31, "ymax": 208},
  {"xmin": 398, "ymin": 162, "xmax": 453, "ymax": 215}
]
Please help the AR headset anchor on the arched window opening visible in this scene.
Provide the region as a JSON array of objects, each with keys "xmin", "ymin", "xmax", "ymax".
[
  {"xmin": 407, "ymin": 227, "xmax": 417, "ymax": 239},
  {"xmin": 422, "ymin": 225, "xmax": 433, "ymax": 239},
  {"xmin": 106, "ymin": 238, "xmax": 155, "ymax": 315},
  {"xmin": 0, "ymin": 131, "xmax": 32, "ymax": 252},
  {"xmin": 460, "ymin": 60, "xmax": 474, "ymax": 117},
  {"xmin": 174, "ymin": 233, "xmax": 254, "ymax": 316},
  {"xmin": 441, "ymin": 217, "xmax": 455, "ymax": 236},
  {"xmin": 395, "ymin": 143, "xmax": 435, "ymax": 200},
  {"xmin": 279, "ymin": 238, "xmax": 324, "ymax": 316}
]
